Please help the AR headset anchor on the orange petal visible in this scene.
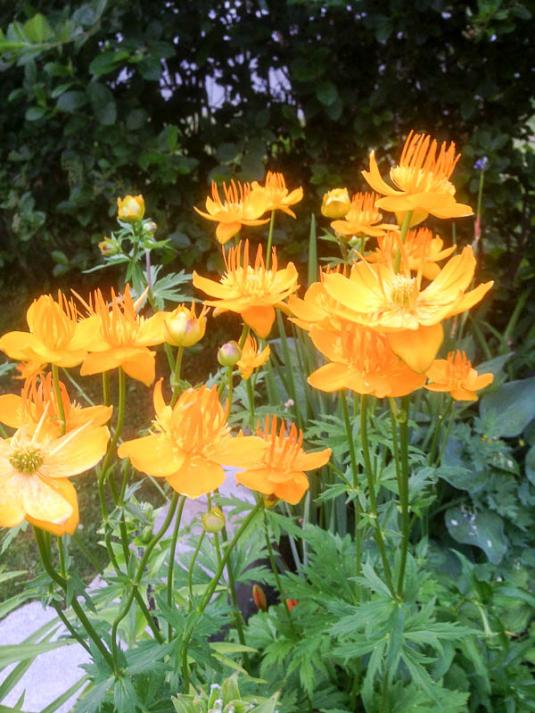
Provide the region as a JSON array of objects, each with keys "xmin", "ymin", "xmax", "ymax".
[
  {"xmin": 235, "ymin": 468, "xmax": 274, "ymax": 496},
  {"xmin": 274, "ymin": 473, "xmax": 310, "ymax": 505},
  {"xmin": 166, "ymin": 456, "xmax": 225, "ymax": 498},
  {"xmin": 293, "ymin": 448, "xmax": 332, "ymax": 472},
  {"xmin": 0, "ymin": 394, "xmax": 24, "ymax": 429},
  {"xmin": 119, "ymin": 434, "xmax": 185, "ymax": 477},
  {"xmin": 450, "ymin": 387, "xmax": 478, "ymax": 401},
  {"xmin": 26, "ymin": 477, "xmax": 79, "ymax": 535},
  {"xmin": 20, "ymin": 474, "xmax": 73, "ymax": 525},
  {"xmin": 446, "ymin": 281, "xmax": 494, "ymax": 318},
  {"xmin": 137, "ymin": 312, "xmax": 169, "ymax": 346},
  {"xmin": 308, "ymin": 363, "xmax": 352, "ymax": 392},
  {"xmin": 69, "ymin": 404, "xmax": 113, "ymax": 430},
  {"xmin": 192, "ymin": 272, "xmax": 233, "ymax": 300},
  {"xmin": 387, "ymin": 323, "xmax": 444, "ymax": 373},
  {"xmin": 241, "ymin": 306, "xmax": 276, "ymax": 338},
  {"xmin": 43, "ymin": 425, "xmax": 110, "ymax": 478},
  {"xmin": 216, "ymin": 221, "xmax": 241, "ymax": 244},
  {"xmin": 422, "ymin": 246, "xmax": 476, "ymax": 302},
  {"xmin": 209, "ymin": 435, "xmax": 267, "ymax": 468},
  {"xmin": 121, "ymin": 350, "xmax": 156, "ymax": 386},
  {"xmin": 362, "ymin": 151, "xmax": 401, "ymax": 196},
  {"xmin": 0, "ymin": 331, "xmax": 39, "ymax": 361}
]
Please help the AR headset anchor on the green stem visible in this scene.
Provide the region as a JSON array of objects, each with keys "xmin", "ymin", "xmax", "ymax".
[
  {"xmin": 428, "ymin": 399, "xmax": 452, "ymax": 466},
  {"xmin": 276, "ymin": 311, "xmax": 302, "ymax": 427},
  {"xmin": 396, "ymin": 397, "xmax": 411, "ymax": 598},
  {"xmin": 246, "ymin": 378, "xmax": 256, "ymax": 430},
  {"xmin": 167, "ymin": 496, "xmax": 186, "ymax": 641},
  {"xmin": 187, "ymin": 530, "xmax": 206, "ymax": 606},
  {"xmin": 238, "ymin": 324, "xmax": 250, "ymax": 348},
  {"xmin": 340, "ymin": 392, "xmax": 362, "ymax": 584},
  {"xmin": 265, "ymin": 210, "xmax": 276, "ymax": 269},
  {"xmin": 393, "ymin": 211, "xmax": 413, "ymax": 273},
  {"xmin": 360, "ymin": 396, "xmax": 395, "ymax": 596},
  {"xmin": 110, "ymin": 495, "xmax": 179, "ymax": 666},
  {"xmin": 51, "ymin": 364, "xmax": 66, "ymax": 435},
  {"xmin": 171, "ymin": 346, "xmax": 185, "ymax": 406},
  {"xmin": 102, "ymin": 372, "xmax": 110, "ymax": 407},
  {"xmin": 262, "ymin": 507, "xmax": 297, "ymax": 636},
  {"xmin": 219, "ymin": 518, "xmax": 248, "ymax": 647},
  {"xmin": 33, "ymin": 528, "xmax": 116, "ymax": 673},
  {"xmin": 181, "ymin": 503, "xmax": 261, "ymax": 688}
]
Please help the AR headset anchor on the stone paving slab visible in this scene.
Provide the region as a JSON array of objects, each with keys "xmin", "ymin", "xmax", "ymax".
[{"xmin": 0, "ymin": 470, "xmax": 251, "ymax": 712}]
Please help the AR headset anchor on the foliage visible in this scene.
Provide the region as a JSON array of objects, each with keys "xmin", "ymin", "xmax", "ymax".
[{"xmin": 0, "ymin": 0, "xmax": 534, "ymax": 288}]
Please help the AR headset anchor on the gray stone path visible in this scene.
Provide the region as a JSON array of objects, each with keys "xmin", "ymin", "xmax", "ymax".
[{"xmin": 0, "ymin": 470, "xmax": 252, "ymax": 712}]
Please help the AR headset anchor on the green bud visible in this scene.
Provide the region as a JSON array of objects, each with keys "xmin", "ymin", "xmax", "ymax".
[
  {"xmin": 217, "ymin": 340, "xmax": 241, "ymax": 367},
  {"xmin": 201, "ymin": 506, "xmax": 225, "ymax": 533}
]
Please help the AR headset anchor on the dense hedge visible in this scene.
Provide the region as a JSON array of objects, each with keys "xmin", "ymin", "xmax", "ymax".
[{"xmin": 0, "ymin": 0, "xmax": 533, "ymax": 283}]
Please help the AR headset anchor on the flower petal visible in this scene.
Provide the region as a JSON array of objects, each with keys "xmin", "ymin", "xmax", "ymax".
[
  {"xmin": 387, "ymin": 323, "xmax": 443, "ymax": 373},
  {"xmin": 166, "ymin": 456, "xmax": 225, "ymax": 498},
  {"xmin": 209, "ymin": 435, "xmax": 267, "ymax": 468},
  {"xmin": 235, "ymin": 468, "xmax": 274, "ymax": 495},
  {"xmin": 274, "ymin": 473, "xmax": 309, "ymax": 505},
  {"xmin": 0, "ymin": 395, "xmax": 24, "ymax": 429},
  {"xmin": 216, "ymin": 221, "xmax": 241, "ymax": 244},
  {"xmin": 44, "ymin": 425, "xmax": 110, "ymax": 478},
  {"xmin": 26, "ymin": 476, "xmax": 79, "ymax": 535},
  {"xmin": 362, "ymin": 151, "xmax": 401, "ymax": 196},
  {"xmin": 308, "ymin": 363, "xmax": 353, "ymax": 392},
  {"xmin": 21, "ymin": 474, "xmax": 73, "ymax": 525},
  {"xmin": 121, "ymin": 350, "xmax": 156, "ymax": 386},
  {"xmin": 0, "ymin": 473, "xmax": 25, "ymax": 528},
  {"xmin": 241, "ymin": 306, "xmax": 276, "ymax": 338},
  {"xmin": 118, "ymin": 434, "xmax": 185, "ymax": 477},
  {"xmin": 293, "ymin": 448, "xmax": 332, "ymax": 472}
]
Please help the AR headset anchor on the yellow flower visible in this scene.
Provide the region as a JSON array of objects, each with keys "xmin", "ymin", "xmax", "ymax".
[
  {"xmin": 362, "ymin": 131, "xmax": 473, "ymax": 225},
  {"xmin": 367, "ymin": 227, "xmax": 456, "ymax": 280},
  {"xmin": 0, "ymin": 413, "xmax": 109, "ymax": 535},
  {"xmin": 425, "ymin": 350, "xmax": 494, "ymax": 401},
  {"xmin": 0, "ymin": 373, "xmax": 112, "ymax": 438},
  {"xmin": 117, "ymin": 194, "xmax": 145, "ymax": 222},
  {"xmin": 75, "ymin": 285, "xmax": 168, "ymax": 386},
  {"xmin": 323, "ymin": 247, "xmax": 493, "ymax": 372},
  {"xmin": 307, "ymin": 325, "xmax": 425, "ymax": 398},
  {"xmin": 118, "ymin": 382, "xmax": 266, "ymax": 498},
  {"xmin": 237, "ymin": 336, "xmax": 271, "ymax": 380},
  {"xmin": 193, "ymin": 241, "xmax": 299, "ymax": 338},
  {"xmin": 321, "ymin": 188, "xmax": 351, "ymax": 218},
  {"xmin": 194, "ymin": 180, "xmax": 269, "ymax": 244},
  {"xmin": 235, "ymin": 416, "xmax": 331, "ymax": 505},
  {"xmin": 251, "ymin": 171, "xmax": 303, "ymax": 218},
  {"xmin": 330, "ymin": 192, "xmax": 396, "ymax": 238},
  {"xmin": 287, "ymin": 266, "xmax": 346, "ymax": 332},
  {"xmin": 0, "ymin": 293, "xmax": 86, "ymax": 368},
  {"xmin": 164, "ymin": 303, "xmax": 208, "ymax": 348}
]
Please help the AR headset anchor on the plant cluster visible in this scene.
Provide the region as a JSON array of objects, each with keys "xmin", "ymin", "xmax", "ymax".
[{"xmin": 0, "ymin": 131, "xmax": 535, "ymax": 713}]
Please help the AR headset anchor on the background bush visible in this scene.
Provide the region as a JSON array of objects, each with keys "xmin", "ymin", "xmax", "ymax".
[{"xmin": 0, "ymin": 0, "xmax": 533, "ymax": 285}]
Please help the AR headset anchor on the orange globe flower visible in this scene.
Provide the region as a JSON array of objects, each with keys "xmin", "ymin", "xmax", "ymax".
[
  {"xmin": 307, "ymin": 325, "xmax": 425, "ymax": 397},
  {"xmin": 0, "ymin": 414, "xmax": 110, "ymax": 535},
  {"xmin": 118, "ymin": 382, "xmax": 266, "ymax": 499},
  {"xmin": 321, "ymin": 188, "xmax": 351, "ymax": 219},
  {"xmin": 117, "ymin": 194, "xmax": 145, "ymax": 222},
  {"xmin": 251, "ymin": 171, "xmax": 303, "ymax": 218},
  {"xmin": 193, "ymin": 241, "xmax": 299, "ymax": 338},
  {"xmin": 75, "ymin": 286, "xmax": 168, "ymax": 386},
  {"xmin": 0, "ymin": 373, "xmax": 112, "ymax": 438},
  {"xmin": 288, "ymin": 266, "xmax": 346, "ymax": 332},
  {"xmin": 237, "ymin": 336, "xmax": 271, "ymax": 380},
  {"xmin": 362, "ymin": 131, "xmax": 473, "ymax": 225},
  {"xmin": 425, "ymin": 350, "xmax": 494, "ymax": 401},
  {"xmin": 194, "ymin": 180, "xmax": 269, "ymax": 244},
  {"xmin": 235, "ymin": 416, "xmax": 331, "ymax": 505},
  {"xmin": 164, "ymin": 303, "xmax": 208, "ymax": 348},
  {"xmin": 323, "ymin": 246, "xmax": 493, "ymax": 372},
  {"xmin": 0, "ymin": 292, "xmax": 86, "ymax": 368},
  {"xmin": 330, "ymin": 192, "xmax": 396, "ymax": 239},
  {"xmin": 367, "ymin": 227, "xmax": 456, "ymax": 280}
]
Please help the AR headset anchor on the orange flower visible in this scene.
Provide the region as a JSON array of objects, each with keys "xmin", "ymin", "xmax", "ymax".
[
  {"xmin": 118, "ymin": 382, "xmax": 266, "ymax": 498},
  {"xmin": 193, "ymin": 241, "xmax": 299, "ymax": 338},
  {"xmin": 367, "ymin": 227, "xmax": 455, "ymax": 280},
  {"xmin": 251, "ymin": 171, "xmax": 303, "ymax": 218},
  {"xmin": 16, "ymin": 360, "xmax": 44, "ymax": 380},
  {"xmin": 75, "ymin": 285, "xmax": 168, "ymax": 386},
  {"xmin": 235, "ymin": 416, "xmax": 330, "ymax": 504},
  {"xmin": 425, "ymin": 350, "xmax": 493, "ymax": 401},
  {"xmin": 0, "ymin": 373, "xmax": 112, "ymax": 438},
  {"xmin": 330, "ymin": 192, "xmax": 396, "ymax": 239},
  {"xmin": 288, "ymin": 266, "xmax": 346, "ymax": 332},
  {"xmin": 0, "ymin": 293, "xmax": 86, "ymax": 368},
  {"xmin": 194, "ymin": 180, "xmax": 269, "ymax": 244},
  {"xmin": 237, "ymin": 336, "xmax": 270, "ymax": 380},
  {"xmin": 307, "ymin": 325, "xmax": 425, "ymax": 397},
  {"xmin": 321, "ymin": 188, "xmax": 351, "ymax": 219},
  {"xmin": 0, "ymin": 411, "xmax": 109, "ymax": 535},
  {"xmin": 117, "ymin": 194, "xmax": 145, "ymax": 222},
  {"xmin": 164, "ymin": 303, "xmax": 208, "ymax": 348},
  {"xmin": 362, "ymin": 131, "xmax": 473, "ymax": 225},
  {"xmin": 322, "ymin": 247, "xmax": 493, "ymax": 372}
]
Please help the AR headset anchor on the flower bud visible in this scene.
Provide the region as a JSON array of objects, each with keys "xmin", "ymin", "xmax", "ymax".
[
  {"xmin": 252, "ymin": 583, "xmax": 268, "ymax": 612},
  {"xmin": 286, "ymin": 598, "xmax": 298, "ymax": 611},
  {"xmin": 321, "ymin": 188, "xmax": 351, "ymax": 219},
  {"xmin": 98, "ymin": 238, "xmax": 115, "ymax": 256},
  {"xmin": 217, "ymin": 340, "xmax": 241, "ymax": 367},
  {"xmin": 201, "ymin": 506, "xmax": 225, "ymax": 533},
  {"xmin": 263, "ymin": 494, "xmax": 279, "ymax": 509},
  {"xmin": 144, "ymin": 220, "xmax": 157, "ymax": 234},
  {"xmin": 117, "ymin": 194, "xmax": 145, "ymax": 222},
  {"xmin": 164, "ymin": 304, "xmax": 207, "ymax": 348}
]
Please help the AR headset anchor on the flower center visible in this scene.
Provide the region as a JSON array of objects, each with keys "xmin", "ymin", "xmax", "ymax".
[
  {"xmin": 389, "ymin": 274, "xmax": 418, "ymax": 308},
  {"xmin": 10, "ymin": 446, "xmax": 44, "ymax": 474}
]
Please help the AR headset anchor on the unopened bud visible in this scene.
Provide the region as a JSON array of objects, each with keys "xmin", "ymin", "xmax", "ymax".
[
  {"xmin": 145, "ymin": 220, "xmax": 157, "ymax": 233},
  {"xmin": 98, "ymin": 238, "xmax": 116, "ymax": 256},
  {"xmin": 286, "ymin": 598, "xmax": 298, "ymax": 611},
  {"xmin": 321, "ymin": 188, "xmax": 351, "ymax": 219},
  {"xmin": 117, "ymin": 194, "xmax": 145, "ymax": 222},
  {"xmin": 201, "ymin": 506, "xmax": 225, "ymax": 533},
  {"xmin": 164, "ymin": 304, "xmax": 207, "ymax": 348},
  {"xmin": 217, "ymin": 341, "xmax": 241, "ymax": 367},
  {"xmin": 252, "ymin": 583, "xmax": 268, "ymax": 611}
]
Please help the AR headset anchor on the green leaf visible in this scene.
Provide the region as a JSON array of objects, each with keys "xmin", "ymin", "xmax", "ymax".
[
  {"xmin": 0, "ymin": 640, "xmax": 74, "ymax": 668},
  {"xmin": 480, "ymin": 376, "xmax": 535, "ymax": 437},
  {"xmin": 23, "ymin": 14, "xmax": 53, "ymax": 43},
  {"xmin": 56, "ymin": 90, "xmax": 87, "ymax": 113},
  {"xmin": 25, "ymin": 106, "xmax": 46, "ymax": 121},
  {"xmin": 445, "ymin": 507, "xmax": 508, "ymax": 564},
  {"xmin": 87, "ymin": 82, "xmax": 117, "ymax": 125},
  {"xmin": 209, "ymin": 642, "xmax": 257, "ymax": 655},
  {"xmin": 89, "ymin": 50, "xmax": 129, "ymax": 77},
  {"xmin": 525, "ymin": 444, "xmax": 535, "ymax": 485},
  {"xmin": 316, "ymin": 81, "xmax": 338, "ymax": 106}
]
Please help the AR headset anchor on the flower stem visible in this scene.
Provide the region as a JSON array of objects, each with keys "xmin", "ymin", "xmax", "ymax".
[
  {"xmin": 102, "ymin": 372, "xmax": 110, "ymax": 407},
  {"xmin": 219, "ymin": 518, "xmax": 248, "ymax": 647},
  {"xmin": 262, "ymin": 506, "xmax": 297, "ymax": 636},
  {"xmin": 246, "ymin": 378, "xmax": 256, "ymax": 431},
  {"xmin": 340, "ymin": 391, "xmax": 362, "ymax": 585},
  {"xmin": 393, "ymin": 211, "xmax": 413, "ymax": 273},
  {"xmin": 181, "ymin": 503, "xmax": 262, "ymax": 688},
  {"xmin": 187, "ymin": 530, "xmax": 206, "ymax": 606},
  {"xmin": 33, "ymin": 527, "xmax": 116, "ymax": 673},
  {"xmin": 171, "ymin": 346, "xmax": 185, "ymax": 406},
  {"xmin": 360, "ymin": 395, "xmax": 395, "ymax": 596},
  {"xmin": 167, "ymin": 496, "xmax": 186, "ymax": 641},
  {"xmin": 396, "ymin": 397, "xmax": 411, "ymax": 598},
  {"xmin": 110, "ymin": 494, "xmax": 179, "ymax": 667},
  {"xmin": 265, "ymin": 210, "xmax": 276, "ymax": 269},
  {"xmin": 51, "ymin": 364, "xmax": 66, "ymax": 435}
]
